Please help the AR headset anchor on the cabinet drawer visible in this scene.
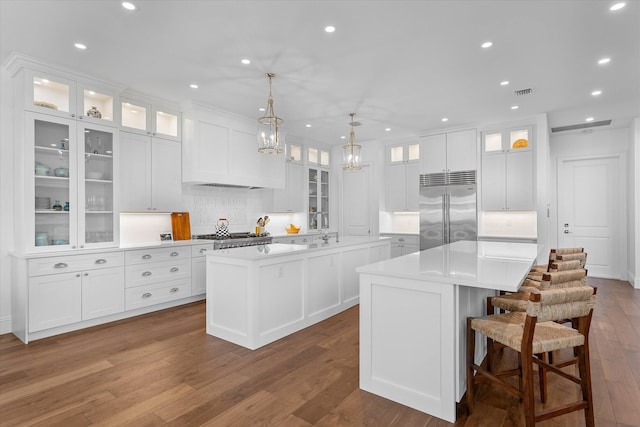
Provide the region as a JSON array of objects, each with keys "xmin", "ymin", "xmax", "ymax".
[
  {"xmin": 384, "ymin": 234, "xmax": 419, "ymax": 245},
  {"xmin": 191, "ymin": 243, "xmax": 214, "ymax": 258},
  {"xmin": 125, "ymin": 279, "xmax": 191, "ymax": 311},
  {"xmin": 28, "ymin": 252, "xmax": 124, "ymax": 277},
  {"xmin": 125, "ymin": 246, "xmax": 190, "ymax": 265},
  {"xmin": 125, "ymin": 259, "xmax": 191, "ymax": 288}
]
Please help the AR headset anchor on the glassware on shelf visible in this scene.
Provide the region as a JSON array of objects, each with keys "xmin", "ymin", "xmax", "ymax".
[
  {"xmin": 35, "ymin": 231, "xmax": 49, "ymax": 246},
  {"xmin": 64, "ymin": 201, "xmax": 69, "ymax": 211},
  {"xmin": 52, "ymin": 200, "xmax": 62, "ymax": 211}
]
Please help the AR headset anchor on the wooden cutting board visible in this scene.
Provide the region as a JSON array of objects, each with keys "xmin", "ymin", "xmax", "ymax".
[{"xmin": 171, "ymin": 212, "xmax": 191, "ymax": 240}]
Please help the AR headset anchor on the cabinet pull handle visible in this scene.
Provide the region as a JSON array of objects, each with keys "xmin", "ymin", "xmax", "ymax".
[
  {"xmin": 95, "ymin": 258, "xmax": 107, "ymax": 264},
  {"xmin": 142, "ymin": 292, "xmax": 152, "ymax": 298},
  {"xmin": 142, "ymin": 254, "xmax": 152, "ymax": 259},
  {"xmin": 71, "ymin": 113, "xmax": 76, "ymax": 118},
  {"xmin": 142, "ymin": 271, "xmax": 152, "ymax": 276},
  {"xmin": 170, "ymin": 267, "xmax": 179, "ymax": 272},
  {"xmin": 76, "ymin": 273, "xmax": 81, "ymax": 277},
  {"xmin": 399, "ymin": 238, "xmax": 404, "ymax": 242},
  {"xmin": 170, "ymin": 251, "xmax": 179, "ymax": 257},
  {"xmin": 199, "ymin": 248, "xmax": 207, "ymax": 253},
  {"xmin": 84, "ymin": 272, "xmax": 89, "ymax": 276},
  {"xmin": 170, "ymin": 287, "xmax": 179, "ymax": 293},
  {"xmin": 54, "ymin": 262, "xmax": 68, "ymax": 269}
]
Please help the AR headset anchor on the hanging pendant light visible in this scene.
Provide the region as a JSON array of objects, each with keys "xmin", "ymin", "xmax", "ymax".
[
  {"xmin": 343, "ymin": 113, "xmax": 362, "ymax": 170},
  {"xmin": 257, "ymin": 73, "xmax": 284, "ymax": 154}
]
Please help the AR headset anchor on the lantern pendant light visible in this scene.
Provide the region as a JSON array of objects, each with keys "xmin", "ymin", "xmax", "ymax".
[
  {"xmin": 257, "ymin": 73, "xmax": 284, "ymax": 154},
  {"xmin": 343, "ymin": 112, "xmax": 362, "ymax": 170}
]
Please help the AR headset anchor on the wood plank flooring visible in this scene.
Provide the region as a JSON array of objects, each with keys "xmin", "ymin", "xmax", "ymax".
[{"xmin": 1, "ymin": 277, "xmax": 638, "ymax": 426}]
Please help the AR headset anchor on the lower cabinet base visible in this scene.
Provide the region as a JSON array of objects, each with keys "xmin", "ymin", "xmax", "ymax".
[{"xmin": 16, "ymin": 295, "xmax": 205, "ymax": 344}]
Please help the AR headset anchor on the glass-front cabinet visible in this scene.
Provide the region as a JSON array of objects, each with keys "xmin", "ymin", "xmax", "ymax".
[
  {"xmin": 120, "ymin": 97, "xmax": 181, "ymax": 141},
  {"xmin": 28, "ymin": 112, "xmax": 117, "ymax": 252},
  {"xmin": 308, "ymin": 168, "xmax": 329, "ymax": 230}
]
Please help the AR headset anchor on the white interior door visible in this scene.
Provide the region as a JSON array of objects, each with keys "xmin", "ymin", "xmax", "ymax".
[
  {"xmin": 558, "ymin": 156, "xmax": 622, "ymax": 278},
  {"xmin": 343, "ymin": 165, "xmax": 371, "ymax": 236}
]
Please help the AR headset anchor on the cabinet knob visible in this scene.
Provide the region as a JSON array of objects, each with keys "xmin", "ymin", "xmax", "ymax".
[
  {"xmin": 170, "ymin": 287, "xmax": 179, "ymax": 293},
  {"xmin": 142, "ymin": 292, "xmax": 152, "ymax": 298},
  {"xmin": 199, "ymin": 248, "xmax": 207, "ymax": 253},
  {"xmin": 142, "ymin": 254, "xmax": 152, "ymax": 259},
  {"xmin": 80, "ymin": 245, "xmax": 84, "ymax": 248},
  {"xmin": 142, "ymin": 271, "xmax": 152, "ymax": 276},
  {"xmin": 76, "ymin": 273, "xmax": 81, "ymax": 277},
  {"xmin": 54, "ymin": 262, "xmax": 68, "ymax": 269},
  {"xmin": 95, "ymin": 258, "xmax": 107, "ymax": 264},
  {"xmin": 170, "ymin": 251, "xmax": 179, "ymax": 257},
  {"xmin": 71, "ymin": 114, "xmax": 76, "ymax": 118},
  {"xmin": 84, "ymin": 272, "xmax": 89, "ymax": 276},
  {"xmin": 170, "ymin": 267, "xmax": 179, "ymax": 272}
]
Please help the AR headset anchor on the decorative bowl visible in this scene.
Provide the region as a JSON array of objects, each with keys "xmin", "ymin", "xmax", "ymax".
[
  {"xmin": 285, "ymin": 224, "xmax": 301, "ymax": 234},
  {"xmin": 54, "ymin": 167, "xmax": 69, "ymax": 177},
  {"xmin": 35, "ymin": 161, "xmax": 50, "ymax": 176}
]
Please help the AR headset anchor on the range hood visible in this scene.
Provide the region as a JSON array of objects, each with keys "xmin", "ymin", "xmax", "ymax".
[{"xmin": 195, "ymin": 183, "xmax": 264, "ymax": 190}]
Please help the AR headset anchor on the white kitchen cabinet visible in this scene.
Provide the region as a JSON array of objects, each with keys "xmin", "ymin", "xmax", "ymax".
[
  {"xmin": 386, "ymin": 143, "xmax": 419, "ymax": 212},
  {"xmin": 307, "ymin": 252, "xmax": 341, "ymax": 317},
  {"xmin": 119, "ymin": 131, "xmax": 182, "ymax": 211},
  {"xmin": 120, "ymin": 97, "xmax": 181, "ymax": 141},
  {"xmin": 182, "ymin": 106, "xmax": 285, "ymax": 188},
  {"xmin": 481, "ymin": 126, "xmax": 534, "ymax": 211},
  {"xmin": 29, "ymin": 272, "xmax": 82, "ymax": 332},
  {"xmin": 308, "ymin": 167, "xmax": 330, "ymax": 230},
  {"xmin": 420, "ymin": 129, "xmax": 477, "ymax": 174},
  {"xmin": 271, "ymin": 161, "xmax": 304, "ymax": 212},
  {"xmin": 191, "ymin": 243, "xmax": 213, "ymax": 295},
  {"xmin": 24, "ymin": 112, "xmax": 119, "ymax": 253},
  {"xmin": 21, "ymin": 67, "xmax": 120, "ymax": 127},
  {"xmin": 271, "ymin": 234, "xmax": 316, "ymax": 244},
  {"xmin": 81, "ymin": 266, "xmax": 125, "ymax": 321},
  {"xmin": 382, "ymin": 234, "xmax": 420, "ymax": 258}
]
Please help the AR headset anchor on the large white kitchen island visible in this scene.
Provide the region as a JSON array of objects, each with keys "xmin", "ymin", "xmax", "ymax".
[
  {"xmin": 206, "ymin": 236, "xmax": 390, "ymax": 350},
  {"xmin": 357, "ymin": 240, "xmax": 539, "ymax": 423}
]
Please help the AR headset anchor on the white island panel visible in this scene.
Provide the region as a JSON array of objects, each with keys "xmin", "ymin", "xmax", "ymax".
[{"xmin": 258, "ymin": 260, "xmax": 304, "ymax": 337}]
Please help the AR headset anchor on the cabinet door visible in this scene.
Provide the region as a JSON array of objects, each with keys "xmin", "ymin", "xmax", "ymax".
[
  {"xmin": 82, "ymin": 266, "xmax": 125, "ymax": 320},
  {"xmin": 420, "ymin": 134, "xmax": 447, "ymax": 173},
  {"xmin": 119, "ymin": 132, "xmax": 152, "ymax": 211},
  {"xmin": 272, "ymin": 162, "xmax": 304, "ymax": 212},
  {"xmin": 481, "ymin": 154, "xmax": 506, "ymax": 210},
  {"xmin": 26, "ymin": 69, "xmax": 76, "ymax": 118},
  {"xmin": 121, "ymin": 98, "xmax": 151, "ymax": 135},
  {"xmin": 446, "ymin": 129, "xmax": 477, "ymax": 172},
  {"xmin": 152, "ymin": 106, "xmax": 181, "ymax": 141},
  {"xmin": 506, "ymin": 150, "xmax": 534, "ymax": 210},
  {"xmin": 386, "ymin": 163, "xmax": 407, "ymax": 211},
  {"xmin": 401, "ymin": 243, "xmax": 420, "ymax": 256},
  {"xmin": 192, "ymin": 256, "xmax": 206, "ymax": 295},
  {"xmin": 151, "ymin": 138, "xmax": 182, "ymax": 211},
  {"xmin": 406, "ymin": 161, "xmax": 420, "ymax": 211},
  {"xmin": 29, "ymin": 272, "xmax": 82, "ymax": 332},
  {"xmin": 390, "ymin": 244, "xmax": 403, "ymax": 258}
]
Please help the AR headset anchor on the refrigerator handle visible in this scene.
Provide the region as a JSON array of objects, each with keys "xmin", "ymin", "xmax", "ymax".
[
  {"xmin": 441, "ymin": 194, "xmax": 447, "ymax": 244},
  {"xmin": 445, "ymin": 193, "xmax": 450, "ymax": 244}
]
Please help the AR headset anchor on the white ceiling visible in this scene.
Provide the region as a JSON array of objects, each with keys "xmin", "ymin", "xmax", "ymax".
[{"xmin": 1, "ymin": 0, "xmax": 639, "ymax": 144}]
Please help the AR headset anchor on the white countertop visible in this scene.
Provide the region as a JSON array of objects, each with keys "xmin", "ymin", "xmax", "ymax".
[
  {"xmin": 206, "ymin": 236, "xmax": 390, "ymax": 261},
  {"xmin": 356, "ymin": 240, "xmax": 540, "ymax": 292}
]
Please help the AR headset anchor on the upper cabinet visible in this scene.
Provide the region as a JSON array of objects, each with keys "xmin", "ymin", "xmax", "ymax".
[
  {"xmin": 182, "ymin": 106, "xmax": 285, "ymax": 189},
  {"xmin": 120, "ymin": 97, "xmax": 181, "ymax": 141},
  {"xmin": 481, "ymin": 125, "xmax": 534, "ymax": 211},
  {"xmin": 24, "ymin": 69, "xmax": 120, "ymax": 127},
  {"xmin": 385, "ymin": 142, "xmax": 419, "ymax": 211},
  {"xmin": 272, "ymin": 143, "xmax": 304, "ymax": 212},
  {"xmin": 420, "ymin": 129, "xmax": 477, "ymax": 174}
]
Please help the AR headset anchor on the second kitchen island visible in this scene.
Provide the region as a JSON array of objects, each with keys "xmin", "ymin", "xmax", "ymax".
[{"xmin": 206, "ymin": 236, "xmax": 390, "ymax": 350}]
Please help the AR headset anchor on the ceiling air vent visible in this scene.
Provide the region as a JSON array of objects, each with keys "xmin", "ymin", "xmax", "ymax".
[
  {"xmin": 551, "ymin": 120, "xmax": 612, "ymax": 133},
  {"xmin": 514, "ymin": 88, "xmax": 534, "ymax": 96}
]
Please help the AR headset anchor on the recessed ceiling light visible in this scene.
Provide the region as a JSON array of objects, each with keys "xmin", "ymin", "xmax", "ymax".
[
  {"xmin": 385, "ymin": 128, "xmax": 391, "ymax": 132},
  {"xmin": 591, "ymin": 90, "xmax": 602, "ymax": 96},
  {"xmin": 441, "ymin": 118, "xmax": 448, "ymax": 122},
  {"xmin": 341, "ymin": 136, "xmax": 346, "ymax": 139},
  {"xmin": 305, "ymin": 124, "xmax": 312, "ymax": 128},
  {"xmin": 324, "ymin": 26, "xmax": 336, "ymax": 33},
  {"xmin": 511, "ymin": 105, "xmax": 519, "ymax": 110},
  {"xmin": 241, "ymin": 59, "xmax": 251, "ymax": 65},
  {"xmin": 190, "ymin": 83, "xmax": 198, "ymax": 89},
  {"xmin": 610, "ymin": 2, "xmax": 626, "ymax": 11},
  {"xmin": 598, "ymin": 57, "xmax": 611, "ymax": 65},
  {"xmin": 500, "ymin": 80, "xmax": 510, "ymax": 86},
  {"xmin": 74, "ymin": 43, "xmax": 87, "ymax": 50},
  {"xmin": 259, "ymin": 107, "xmax": 266, "ymax": 112},
  {"xmin": 122, "ymin": 2, "xmax": 136, "ymax": 10},
  {"xmin": 481, "ymin": 41, "xmax": 493, "ymax": 48},
  {"xmin": 585, "ymin": 117, "xmax": 594, "ymax": 122}
]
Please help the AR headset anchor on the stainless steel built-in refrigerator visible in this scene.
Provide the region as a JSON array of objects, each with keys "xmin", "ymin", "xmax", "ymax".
[{"xmin": 420, "ymin": 170, "xmax": 477, "ymax": 250}]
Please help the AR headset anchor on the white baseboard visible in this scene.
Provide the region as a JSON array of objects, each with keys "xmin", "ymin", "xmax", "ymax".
[
  {"xmin": 0, "ymin": 315, "xmax": 11, "ymax": 335},
  {"xmin": 628, "ymin": 269, "xmax": 639, "ymax": 289}
]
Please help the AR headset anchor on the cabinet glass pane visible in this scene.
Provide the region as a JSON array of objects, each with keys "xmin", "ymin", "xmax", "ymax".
[
  {"xmin": 510, "ymin": 129, "xmax": 529, "ymax": 149},
  {"xmin": 390, "ymin": 146, "xmax": 403, "ymax": 162},
  {"xmin": 320, "ymin": 170, "xmax": 329, "ymax": 228},
  {"xmin": 121, "ymin": 101, "xmax": 147, "ymax": 130},
  {"xmin": 156, "ymin": 110, "xmax": 178, "ymax": 137},
  {"xmin": 308, "ymin": 168, "xmax": 318, "ymax": 229},
  {"xmin": 484, "ymin": 133, "xmax": 502, "ymax": 152},
  {"xmin": 408, "ymin": 144, "xmax": 419, "ymax": 161},
  {"xmin": 308, "ymin": 147, "xmax": 318, "ymax": 164},
  {"xmin": 84, "ymin": 128, "xmax": 114, "ymax": 244},
  {"xmin": 320, "ymin": 150, "xmax": 329, "ymax": 166},
  {"xmin": 289, "ymin": 144, "xmax": 302, "ymax": 162},
  {"xmin": 83, "ymin": 90, "xmax": 114, "ymax": 122},
  {"xmin": 33, "ymin": 77, "xmax": 70, "ymax": 112},
  {"xmin": 34, "ymin": 119, "xmax": 71, "ymax": 247}
]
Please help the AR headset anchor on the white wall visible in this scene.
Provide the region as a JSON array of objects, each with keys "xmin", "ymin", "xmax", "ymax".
[
  {"xmin": 549, "ymin": 126, "xmax": 632, "ymax": 282},
  {"xmin": 0, "ymin": 67, "xmax": 15, "ymax": 334}
]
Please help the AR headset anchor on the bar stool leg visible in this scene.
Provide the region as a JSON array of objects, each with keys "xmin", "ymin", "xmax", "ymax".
[{"xmin": 466, "ymin": 318, "xmax": 476, "ymax": 414}]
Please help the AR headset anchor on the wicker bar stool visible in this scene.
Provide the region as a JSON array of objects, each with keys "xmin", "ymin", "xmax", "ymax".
[
  {"xmin": 467, "ymin": 285, "xmax": 596, "ymax": 426},
  {"xmin": 528, "ymin": 247, "xmax": 584, "ymax": 281}
]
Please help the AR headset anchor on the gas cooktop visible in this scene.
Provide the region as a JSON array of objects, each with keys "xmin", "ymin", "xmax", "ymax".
[{"xmin": 194, "ymin": 232, "xmax": 272, "ymax": 249}]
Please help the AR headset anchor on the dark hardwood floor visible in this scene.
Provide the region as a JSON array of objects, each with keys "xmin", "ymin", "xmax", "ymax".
[{"xmin": 1, "ymin": 277, "xmax": 638, "ymax": 426}]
